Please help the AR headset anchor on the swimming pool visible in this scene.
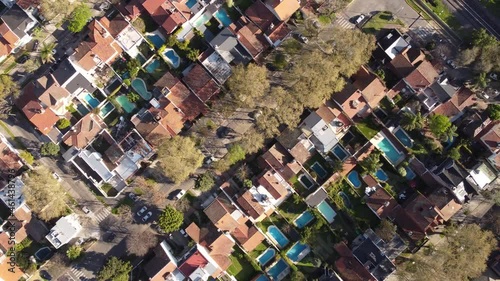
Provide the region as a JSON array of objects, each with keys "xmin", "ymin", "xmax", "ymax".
[
  {"xmin": 311, "ymin": 162, "xmax": 328, "ymax": 178},
  {"xmin": 255, "ymin": 275, "xmax": 270, "ymax": 281},
  {"xmin": 332, "ymin": 144, "xmax": 349, "ymax": 161},
  {"xmin": 194, "ymin": 13, "xmax": 210, "ymax": 28},
  {"xmin": 115, "ymin": 95, "xmax": 137, "ymax": 114},
  {"xmin": 214, "ymin": 9, "xmax": 232, "ymax": 27},
  {"xmin": 131, "ymin": 78, "xmax": 152, "ymax": 100},
  {"xmin": 147, "ymin": 33, "xmax": 165, "ymax": 49},
  {"xmin": 162, "ymin": 48, "xmax": 180, "ymax": 68},
  {"xmin": 286, "ymin": 242, "xmax": 310, "ymax": 263},
  {"xmin": 376, "ymin": 137, "xmax": 403, "ymax": 165},
  {"xmin": 375, "ymin": 169, "xmax": 389, "ymax": 182},
  {"xmin": 84, "ymin": 93, "xmax": 100, "ymax": 108},
  {"xmin": 298, "ymin": 174, "xmax": 314, "ymax": 189},
  {"xmin": 185, "ymin": 0, "xmax": 197, "ymax": 8},
  {"xmin": 405, "ymin": 166, "xmax": 416, "ymax": 180},
  {"xmin": 267, "ymin": 226, "xmax": 289, "ymax": 249},
  {"xmin": 100, "ymin": 102, "xmax": 115, "ymax": 117},
  {"xmin": 256, "ymin": 248, "xmax": 275, "ymax": 266},
  {"xmin": 317, "ymin": 200, "xmax": 336, "ymax": 223},
  {"xmin": 394, "ymin": 128, "xmax": 413, "ymax": 148},
  {"xmin": 34, "ymin": 247, "xmax": 53, "ymax": 262},
  {"xmin": 267, "ymin": 259, "xmax": 290, "ymax": 281},
  {"xmin": 145, "ymin": 59, "xmax": 161, "ymax": 74},
  {"xmin": 347, "ymin": 170, "xmax": 361, "ymax": 188},
  {"xmin": 294, "ymin": 211, "xmax": 315, "ymax": 229},
  {"xmin": 339, "ymin": 192, "xmax": 352, "ymax": 208}
]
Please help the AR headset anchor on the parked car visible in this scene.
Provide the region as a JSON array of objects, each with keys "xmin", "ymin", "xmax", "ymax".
[
  {"xmin": 16, "ymin": 55, "xmax": 29, "ymax": 64},
  {"xmin": 175, "ymin": 190, "xmax": 186, "ymax": 200},
  {"xmin": 39, "ymin": 270, "xmax": 52, "ymax": 280},
  {"xmin": 136, "ymin": 206, "xmax": 147, "ymax": 216},
  {"xmin": 52, "ymin": 172, "xmax": 61, "ymax": 182},
  {"xmin": 446, "ymin": 60, "xmax": 456, "ymax": 69},
  {"xmin": 142, "ymin": 211, "xmax": 152, "ymax": 222},
  {"xmin": 355, "ymin": 14, "xmax": 365, "ymax": 24},
  {"xmin": 128, "ymin": 193, "xmax": 139, "ymax": 202},
  {"xmin": 298, "ymin": 34, "xmax": 308, "ymax": 44},
  {"xmin": 32, "ymin": 40, "xmax": 39, "ymax": 51},
  {"xmin": 490, "ymin": 73, "xmax": 498, "ymax": 81},
  {"xmin": 81, "ymin": 206, "xmax": 90, "ymax": 214},
  {"xmin": 179, "ymin": 229, "xmax": 188, "ymax": 237},
  {"xmin": 104, "ymin": 231, "xmax": 115, "ymax": 242}
]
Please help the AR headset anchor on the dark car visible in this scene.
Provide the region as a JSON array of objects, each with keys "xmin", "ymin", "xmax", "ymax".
[
  {"xmin": 103, "ymin": 231, "xmax": 116, "ymax": 242},
  {"xmin": 40, "ymin": 270, "xmax": 52, "ymax": 280},
  {"xmin": 32, "ymin": 40, "xmax": 39, "ymax": 51},
  {"xmin": 16, "ymin": 55, "xmax": 29, "ymax": 64},
  {"xmin": 168, "ymin": 189, "xmax": 182, "ymax": 200}
]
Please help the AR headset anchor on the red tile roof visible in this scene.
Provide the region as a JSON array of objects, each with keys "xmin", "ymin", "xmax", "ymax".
[
  {"xmin": 232, "ymin": 17, "xmax": 268, "ymax": 58},
  {"xmin": 353, "ymin": 66, "xmax": 386, "ymax": 108},
  {"xmin": 257, "ymin": 171, "xmax": 288, "ymax": 201},
  {"xmin": 182, "ymin": 64, "xmax": 220, "ymax": 102},
  {"xmin": 265, "ymin": 21, "xmax": 290, "ymax": 44},
  {"xmin": 141, "ymin": 0, "xmax": 186, "ymax": 34},
  {"xmin": 232, "ymin": 224, "xmax": 265, "ymax": 252},
  {"xmin": 0, "ymin": 139, "xmax": 23, "ymax": 181},
  {"xmin": 334, "ymin": 242, "xmax": 376, "ymax": 281},
  {"xmin": 204, "ymin": 197, "xmax": 240, "ymax": 231},
  {"xmin": 245, "ymin": 0, "xmax": 275, "ymax": 30},
  {"xmin": 63, "ymin": 113, "xmax": 106, "ymax": 148},
  {"xmin": 265, "ymin": 0, "xmax": 300, "ymax": 21},
  {"xmin": 450, "ymin": 87, "xmax": 475, "ymax": 110},
  {"xmin": 236, "ymin": 190, "xmax": 265, "ymax": 220},
  {"xmin": 332, "ymin": 83, "xmax": 368, "ymax": 119},
  {"xmin": 404, "ymin": 61, "xmax": 438, "ymax": 89},
  {"xmin": 160, "ymin": 72, "xmax": 207, "ymax": 121},
  {"xmin": 178, "ymin": 250, "xmax": 209, "ymax": 277},
  {"xmin": 366, "ymin": 187, "xmax": 399, "ymax": 219}
]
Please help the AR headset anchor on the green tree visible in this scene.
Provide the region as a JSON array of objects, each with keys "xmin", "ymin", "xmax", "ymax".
[
  {"xmin": 157, "ymin": 136, "xmax": 203, "ymax": 183},
  {"xmin": 23, "ymin": 167, "xmax": 67, "ymax": 221},
  {"xmin": 487, "ymin": 104, "xmax": 500, "ymax": 120},
  {"xmin": 66, "ymin": 245, "xmax": 83, "ymax": 261},
  {"xmin": 127, "ymin": 92, "xmax": 140, "ymax": 102},
  {"xmin": 331, "ymin": 159, "xmax": 344, "ymax": 174},
  {"xmin": 398, "ymin": 166, "xmax": 407, "ymax": 177},
  {"xmin": 226, "ymin": 63, "xmax": 269, "ymax": 107},
  {"xmin": 358, "ymin": 152, "xmax": 382, "ymax": 175},
  {"xmin": 56, "ymin": 118, "xmax": 71, "ymax": 129},
  {"xmin": 375, "ymin": 219, "xmax": 397, "ymax": 242},
  {"xmin": 401, "ymin": 112, "xmax": 425, "ymax": 131},
  {"xmin": 158, "ymin": 206, "xmax": 183, "ymax": 233},
  {"xmin": 427, "ymin": 114, "xmax": 452, "ymax": 139},
  {"xmin": 0, "ymin": 74, "xmax": 19, "ymax": 100},
  {"xmin": 68, "ymin": 4, "xmax": 92, "ymax": 33},
  {"xmin": 195, "ymin": 172, "xmax": 215, "ymax": 191},
  {"xmin": 237, "ymin": 127, "xmax": 265, "ymax": 154},
  {"xmin": 98, "ymin": 257, "xmax": 132, "ymax": 281},
  {"xmin": 475, "ymin": 72, "xmax": 488, "ymax": 89},
  {"xmin": 447, "ymin": 146, "xmax": 461, "ymax": 161},
  {"xmin": 471, "ymin": 28, "xmax": 497, "ymax": 47},
  {"xmin": 40, "ymin": 42, "xmax": 56, "ymax": 64},
  {"xmin": 186, "ymin": 49, "xmax": 200, "ymax": 61},
  {"xmin": 126, "ymin": 58, "xmax": 141, "ymax": 78},
  {"xmin": 290, "ymin": 270, "xmax": 306, "ymax": 281},
  {"xmin": 40, "ymin": 142, "xmax": 60, "ymax": 156},
  {"xmin": 19, "ymin": 150, "xmax": 34, "ymax": 165}
]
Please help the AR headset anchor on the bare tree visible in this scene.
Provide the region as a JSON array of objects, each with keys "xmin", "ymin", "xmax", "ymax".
[
  {"xmin": 131, "ymin": 176, "xmax": 164, "ymax": 206},
  {"xmin": 126, "ymin": 227, "xmax": 158, "ymax": 256}
]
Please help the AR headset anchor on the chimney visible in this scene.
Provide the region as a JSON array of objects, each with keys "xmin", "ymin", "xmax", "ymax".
[{"xmin": 154, "ymin": 114, "xmax": 162, "ymax": 121}]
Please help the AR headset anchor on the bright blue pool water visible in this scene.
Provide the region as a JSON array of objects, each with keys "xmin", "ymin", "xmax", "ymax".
[
  {"xmin": 267, "ymin": 259, "xmax": 290, "ymax": 281},
  {"xmin": 394, "ymin": 128, "xmax": 413, "ymax": 148},
  {"xmin": 186, "ymin": 0, "xmax": 197, "ymax": 8},
  {"xmin": 405, "ymin": 166, "xmax": 416, "ymax": 180},
  {"xmin": 147, "ymin": 33, "xmax": 165, "ymax": 49},
  {"xmin": 115, "ymin": 95, "xmax": 137, "ymax": 114},
  {"xmin": 145, "ymin": 59, "xmax": 160, "ymax": 74},
  {"xmin": 100, "ymin": 102, "xmax": 114, "ymax": 117},
  {"xmin": 267, "ymin": 226, "xmax": 289, "ymax": 248},
  {"xmin": 317, "ymin": 200, "xmax": 336, "ymax": 223},
  {"xmin": 376, "ymin": 137, "xmax": 403, "ymax": 165},
  {"xmin": 299, "ymin": 174, "xmax": 314, "ymax": 189},
  {"xmin": 286, "ymin": 242, "xmax": 310, "ymax": 263},
  {"xmin": 347, "ymin": 170, "xmax": 361, "ymax": 188},
  {"xmin": 84, "ymin": 93, "xmax": 100, "ymax": 108},
  {"xmin": 214, "ymin": 9, "xmax": 232, "ymax": 27},
  {"xmin": 131, "ymin": 78, "xmax": 152, "ymax": 100},
  {"xmin": 256, "ymin": 248, "xmax": 275, "ymax": 266},
  {"xmin": 162, "ymin": 48, "xmax": 180, "ymax": 68},
  {"xmin": 294, "ymin": 211, "xmax": 314, "ymax": 229},
  {"xmin": 332, "ymin": 144, "xmax": 349, "ymax": 160},
  {"xmin": 375, "ymin": 169, "xmax": 389, "ymax": 182},
  {"xmin": 311, "ymin": 162, "xmax": 327, "ymax": 178}
]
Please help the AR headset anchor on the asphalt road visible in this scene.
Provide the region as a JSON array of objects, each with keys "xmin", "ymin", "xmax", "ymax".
[{"xmin": 443, "ymin": 0, "xmax": 500, "ymax": 40}]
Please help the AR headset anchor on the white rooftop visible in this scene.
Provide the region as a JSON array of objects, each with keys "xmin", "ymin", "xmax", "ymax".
[
  {"xmin": 45, "ymin": 214, "xmax": 82, "ymax": 249},
  {"xmin": 468, "ymin": 163, "xmax": 496, "ymax": 189}
]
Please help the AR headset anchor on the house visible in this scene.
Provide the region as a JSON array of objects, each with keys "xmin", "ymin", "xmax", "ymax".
[
  {"xmin": 97, "ymin": 15, "xmax": 143, "ymax": 57},
  {"xmin": 52, "ymin": 58, "xmax": 97, "ymax": 96},
  {"xmin": 334, "ymin": 242, "xmax": 376, "ymax": 281},
  {"xmin": 209, "ymin": 27, "xmax": 251, "ymax": 65},
  {"xmin": 467, "ymin": 161, "xmax": 497, "ymax": 189},
  {"xmin": 300, "ymin": 111, "xmax": 339, "ymax": 154},
  {"xmin": 245, "ymin": 0, "xmax": 291, "ymax": 47},
  {"xmin": 264, "ymin": 0, "xmax": 300, "ymax": 21},
  {"xmin": 230, "ymin": 16, "xmax": 269, "ymax": 60},
  {"xmin": 276, "ymin": 129, "xmax": 314, "ymax": 165},
  {"xmin": 16, "ymin": 75, "xmax": 69, "ymax": 135},
  {"xmin": 331, "ymin": 83, "xmax": 370, "ymax": 120},
  {"xmin": 143, "ymin": 240, "xmax": 179, "ymax": 281},
  {"xmin": 386, "ymin": 47, "xmax": 425, "ymax": 79},
  {"xmin": 427, "ymin": 187, "xmax": 462, "ymax": 221},
  {"xmin": 458, "ymin": 110, "xmax": 492, "ymax": 139},
  {"xmin": 141, "ymin": 0, "xmax": 187, "ymax": 34},
  {"xmin": 0, "ymin": 4, "xmax": 36, "ymax": 60},
  {"xmin": 177, "ymin": 246, "xmax": 228, "ymax": 280},
  {"xmin": 433, "ymin": 87, "xmax": 476, "ymax": 121},
  {"xmin": 182, "ymin": 63, "xmax": 220, "ymax": 103},
  {"xmin": 305, "ymin": 187, "xmax": 329, "ymax": 208},
  {"xmin": 156, "ymin": 72, "xmax": 207, "ymax": 121},
  {"xmin": 236, "ymin": 190, "xmax": 268, "ymax": 222},
  {"xmin": 352, "ymin": 66, "xmax": 387, "ymax": 109},
  {"xmin": 433, "ymin": 158, "xmax": 479, "ymax": 201},
  {"xmin": 0, "ymin": 132, "xmax": 24, "ymax": 185},
  {"xmin": 204, "ymin": 195, "xmax": 265, "ymax": 252},
  {"xmin": 71, "ymin": 18, "xmax": 123, "ymax": 72},
  {"xmin": 404, "ymin": 60, "xmax": 439, "ymax": 90},
  {"xmin": 199, "ymin": 49, "xmax": 232, "ymax": 84},
  {"xmin": 373, "ymin": 29, "xmax": 411, "ymax": 64},
  {"xmin": 366, "ymin": 187, "xmax": 399, "ymax": 219},
  {"xmin": 131, "ymin": 96, "xmax": 185, "ymax": 144},
  {"xmin": 478, "ymin": 123, "xmax": 500, "ymax": 170},
  {"xmin": 62, "ymin": 113, "xmax": 107, "ymax": 148},
  {"xmin": 258, "ymin": 142, "xmax": 302, "ymax": 181},
  {"xmin": 256, "ymin": 170, "xmax": 292, "ymax": 204},
  {"xmin": 45, "ymin": 214, "xmax": 82, "ymax": 249}
]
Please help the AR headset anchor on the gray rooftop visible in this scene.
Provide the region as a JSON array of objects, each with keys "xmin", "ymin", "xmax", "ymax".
[
  {"xmin": 0, "ymin": 4, "xmax": 33, "ymax": 38},
  {"xmin": 210, "ymin": 28, "xmax": 251, "ymax": 64}
]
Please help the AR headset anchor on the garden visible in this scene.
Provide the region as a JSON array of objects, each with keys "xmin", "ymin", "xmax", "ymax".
[
  {"xmin": 362, "ymin": 11, "xmax": 405, "ymax": 36},
  {"xmin": 227, "ymin": 247, "xmax": 261, "ymax": 281}
]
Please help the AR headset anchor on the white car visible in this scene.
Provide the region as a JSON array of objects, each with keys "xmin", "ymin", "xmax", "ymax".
[
  {"xmin": 142, "ymin": 212, "xmax": 152, "ymax": 222},
  {"xmin": 175, "ymin": 190, "xmax": 186, "ymax": 200},
  {"xmin": 136, "ymin": 206, "xmax": 147, "ymax": 216},
  {"xmin": 355, "ymin": 14, "xmax": 365, "ymax": 24},
  {"xmin": 52, "ymin": 172, "xmax": 61, "ymax": 182}
]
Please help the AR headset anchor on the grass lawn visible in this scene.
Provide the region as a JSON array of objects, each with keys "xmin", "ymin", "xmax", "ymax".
[
  {"xmin": 355, "ymin": 117, "xmax": 381, "ymax": 140},
  {"xmin": 304, "ymin": 152, "xmax": 333, "ymax": 183},
  {"xmin": 227, "ymin": 247, "xmax": 260, "ymax": 281},
  {"xmin": 277, "ymin": 194, "xmax": 307, "ymax": 223},
  {"xmin": 248, "ymin": 242, "xmax": 269, "ymax": 259},
  {"xmin": 362, "ymin": 11, "xmax": 404, "ymax": 35},
  {"xmin": 289, "ymin": 174, "xmax": 315, "ymax": 197},
  {"xmin": 422, "ymin": 0, "xmax": 461, "ymax": 30},
  {"xmin": 310, "ymin": 225, "xmax": 340, "ymax": 263},
  {"xmin": 340, "ymin": 181, "xmax": 379, "ymax": 230}
]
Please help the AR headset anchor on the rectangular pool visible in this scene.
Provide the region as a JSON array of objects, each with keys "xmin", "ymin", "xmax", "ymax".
[
  {"xmin": 298, "ymin": 174, "xmax": 314, "ymax": 189},
  {"xmin": 256, "ymin": 248, "xmax": 275, "ymax": 266},
  {"xmin": 100, "ymin": 102, "xmax": 114, "ymax": 117},
  {"xmin": 267, "ymin": 226, "xmax": 289, "ymax": 249},
  {"xmin": 332, "ymin": 144, "xmax": 349, "ymax": 161},
  {"xmin": 84, "ymin": 93, "xmax": 100, "ymax": 108},
  {"xmin": 286, "ymin": 242, "xmax": 310, "ymax": 263},
  {"xmin": 376, "ymin": 137, "xmax": 403, "ymax": 165},
  {"xmin": 185, "ymin": 0, "xmax": 197, "ymax": 8},
  {"xmin": 317, "ymin": 200, "xmax": 336, "ymax": 223},
  {"xmin": 394, "ymin": 128, "xmax": 413, "ymax": 148},
  {"xmin": 294, "ymin": 211, "xmax": 314, "ymax": 229},
  {"xmin": 214, "ymin": 9, "xmax": 232, "ymax": 27},
  {"xmin": 311, "ymin": 162, "xmax": 328, "ymax": 178},
  {"xmin": 266, "ymin": 259, "xmax": 290, "ymax": 281}
]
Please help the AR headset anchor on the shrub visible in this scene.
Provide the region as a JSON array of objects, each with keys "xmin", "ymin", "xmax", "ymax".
[
  {"xmin": 123, "ymin": 79, "xmax": 131, "ymax": 86},
  {"xmin": 67, "ymin": 4, "xmax": 92, "ymax": 33},
  {"xmin": 273, "ymin": 52, "xmax": 288, "ymax": 70},
  {"xmin": 67, "ymin": 245, "xmax": 83, "ymax": 260},
  {"xmin": 101, "ymin": 183, "xmax": 113, "ymax": 193},
  {"xmin": 158, "ymin": 206, "xmax": 183, "ymax": 233},
  {"xmin": 195, "ymin": 172, "xmax": 215, "ymax": 191},
  {"xmin": 127, "ymin": 92, "xmax": 140, "ymax": 102},
  {"xmin": 398, "ymin": 166, "xmax": 407, "ymax": 177},
  {"xmin": 56, "ymin": 118, "xmax": 71, "ymax": 129},
  {"xmin": 19, "ymin": 150, "xmax": 34, "ymax": 165},
  {"xmin": 40, "ymin": 143, "xmax": 60, "ymax": 156}
]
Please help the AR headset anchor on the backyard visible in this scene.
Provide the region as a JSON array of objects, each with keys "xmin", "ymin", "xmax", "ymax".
[
  {"xmin": 277, "ymin": 194, "xmax": 308, "ymax": 223},
  {"xmin": 355, "ymin": 116, "xmax": 381, "ymax": 140},
  {"xmin": 227, "ymin": 247, "xmax": 261, "ymax": 280}
]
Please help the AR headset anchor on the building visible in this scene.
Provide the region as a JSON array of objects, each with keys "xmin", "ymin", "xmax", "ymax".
[
  {"xmin": 209, "ymin": 27, "xmax": 251, "ymax": 65},
  {"xmin": 300, "ymin": 111, "xmax": 339, "ymax": 154},
  {"xmin": 143, "ymin": 240, "xmax": 180, "ymax": 281},
  {"xmin": 0, "ymin": 4, "xmax": 36, "ymax": 60},
  {"xmin": 182, "ymin": 64, "xmax": 220, "ymax": 103},
  {"xmin": 264, "ymin": 0, "xmax": 300, "ymax": 21},
  {"xmin": 45, "ymin": 214, "xmax": 82, "ymax": 249},
  {"xmin": 366, "ymin": 187, "xmax": 399, "ymax": 219},
  {"xmin": 245, "ymin": 0, "xmax": 291, "ymax": 47},
  {"xmin": 62, "ymin": 113, "xmax": 107, "ymax": 148},
  {"xmin": 334, "ymin": 242, "xmax": 376, "ymax": 281},
  {"xmin": 229, "ymin": 16, "xmax": 269, "ymax": 60},
  {"xmin": 140, "ymin": 0, "xmax": 188, "ymax": 34}
]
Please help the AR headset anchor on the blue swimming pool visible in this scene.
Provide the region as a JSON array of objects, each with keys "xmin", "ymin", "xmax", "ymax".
[
  {"xmin": 34, "ymin": 246, "xmax": 53, "ymax": 262},
  {"xmin": 186, "ymin": 0, "xmax": 197, "ymax": 8},
  {"xmin": 298, "ymin": 174, "xmax": 314, "ymax": 189},
  {"xmin": 84, "ymin": 93, "xmax": 100, "ymax": 108},
  {"xmin": 286, "ymin": 242, "xmax": 310, "ymax": 263},
  {"xmin": 267, "ymin": 226, "xmax": 289, "ymax": 249},
  {"xmin": 347, "ymin": 170, "xmax": 361, "ymax": 188},
  {"xmin": 394, "ymin": 128, "xmax": 413, "ymax": 148},
  {"xmin": 294, "ymin": 211, "xmax": 315, "ymax": 229},
  {"xmin": 311, "ymin": 162, "xmax": 327, "ymax": 178},
  {"xmin": 375, "ymin": 169, "xmax": 389, "ymax": 182},
  {"xmin": 317, "ymin": 200, "xmax": 336, "ymax": 223},
  {"xmin": 214, "ymin": 9, "xmax": 232, "ymax": 27},
  {"xmin": 256, "ymin": 248, "xmax": 275, "ymax": 266},
  {"xmin": 147, "ymin": 33, "xmax": 165, "ymax": 49},
  {"xmin": 405, "ymin": 166, "xmax": 416, "ymax": 180},
  {"xmin": 332, "ymin": 144, "xmax": 349, "ymax": 161},
  {"xmin": 255, "ymin": 275, "xmax": 270, "ymax": 281},
  {"xmin": 376, "ymin": 137, "xmax": 403, "ymax": 165},
  {"xmin": 131, "ymin": 78, "xmax": 152, "ymax": 100},
  {"xmin": 100, "ymin": 102, "xmax": 114, "ymax": 117},
  {"xmin": 145, "ymin": 59, "xmax": 161, "ymax": 74},
  {"xmin": 194, "ymin": 13, "xmax": 210, "ymax": 28},
  {"xmin": 267, "ymin": 259, "xmax": 290, "ymax": 281},
  {"xmin": 115, "ymin": 95, "xmax": 137, "ymax": 114},
  {"xmin": 162, "ymin": 48, "xmax": 180, "ymax": 68}
]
